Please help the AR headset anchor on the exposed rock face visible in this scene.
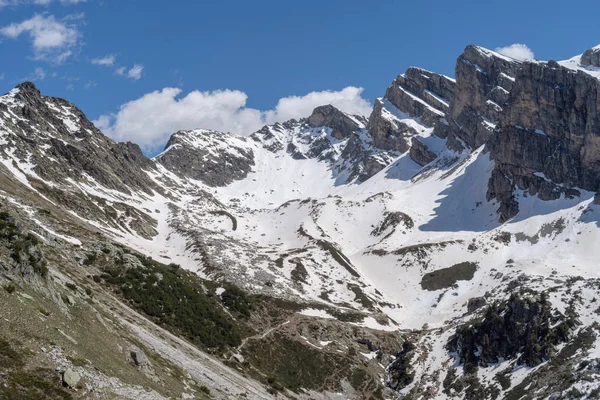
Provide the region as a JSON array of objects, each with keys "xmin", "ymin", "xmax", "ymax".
[
  {"xmin": 448, "ymin": 293, "xmax": 573, "ymax": 371},
  {"xmin": 308, "ymin": 105, "xmax": 360, "ymax": 139},
  {"xmin": 1, "ymin": 82, "xmax": 160, "ymax": 196},
  {"xmin": 467, "ymin": 296, "xmax": 487, "ymax": 313},
  {"xmin": 385, "ymin": 68, "xmax": 454, "ymax": 127},
  {"xmin": 487, "ymin": 60, "xmax": 600, "ymax": 220},
  {"xmin": 156, "ymin": 129, "xmax": 255, "ymax": 187},
  {"xmin": 367, "ymin": 99, "xmax": 411, "ymax": 153},
  {"xmin": 443, "ymin": 45, "xmax": 521, "ymax": 151},
  {"xmin": 581, "ymin": 46, "xmax": 600, "ymax": 68},
  {"xmin": 367, "ymin": 67, "xmax": 454, "ymax": 165},
  {"xmin": 248, "ymin": 105, "xmax": 398, "ymax": 183},
  {"xmin": 409, "ymin": 138, "xmax": 437, "ymax": 166}
]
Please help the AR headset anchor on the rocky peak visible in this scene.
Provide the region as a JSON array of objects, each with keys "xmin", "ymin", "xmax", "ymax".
[
  {"xmin": 367, "ymin": 66, "xmax": 452, "ymax": 161},
  {"xmin": 307, "ymin": 105, "xmax": 360, "ymax": 138},
  {"xmin": 0, "ymin": 82, "xmax": 161, "ymax": 196},
  {"xmin": 443, "ymin": 45, "xmax": 521, "ymax": 151},
  {"xmin": 14, "ymin": 81, "xmax": 42, "ymax": 100},
  {"xmin": 581, "ymin": 45, "xmax": 600, "ymax": 68},
  {"xmin": 156, "ymin": 129, "xmax": 255, "ymax": 187}
]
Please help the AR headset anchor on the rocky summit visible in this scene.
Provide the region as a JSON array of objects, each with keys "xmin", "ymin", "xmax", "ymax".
[{"xmin": 1, "ymin": 44, "xmax": 600, "ymax": 400}]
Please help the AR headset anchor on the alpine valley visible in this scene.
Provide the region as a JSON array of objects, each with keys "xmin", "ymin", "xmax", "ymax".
[{"xmin": 1, "ymin": 44, "xmax": 600, "ymax": 400}]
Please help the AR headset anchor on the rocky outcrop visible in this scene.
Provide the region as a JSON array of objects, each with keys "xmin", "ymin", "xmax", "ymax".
[
  {"xmin": 448, "ymin": 292, "xmax": 574, "ymax": 371},
  {"xmin": 385, "ymin": 68, "xmax": 454, "ymax": 127},
  {"xmin": 581, "ymin": 46, "xmax": 600, "ymax": 68},
  {"xmin": 409, "ymin": 138, "xmax": 437, "ymax": 166},
  {"xmin": 367, "ymin": 99, "xmax": 412, "ymax": 152},
  {"xmin": 443, "ymin": 45, "xmax": 521, "ymax": 151},
  {"xmin": 0, "ymin": 82, "xmax": 161, "ymax": 196},
  {"xmin": 487, "ymin": 59, "xmax": 600, "ymax": 220},
  {"xmin": 368, "ymin": 67, "xmax": 454, "ymax": 157},
  {"xmin": 156, "ymin": 129, "xmax": 255, "ymax": 187},
  {"xmin": 308, "ymin": 105, "xmax": 360, "ymax": 139}
]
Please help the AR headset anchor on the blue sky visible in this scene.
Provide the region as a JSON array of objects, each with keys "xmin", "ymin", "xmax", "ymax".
[{"xmin": 1, "ymin": 0, "xmax": 599, "ymax": 153}]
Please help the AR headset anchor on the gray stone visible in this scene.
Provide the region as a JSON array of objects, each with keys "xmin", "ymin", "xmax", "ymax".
[
  {"xmin": 581, "ymin": 46, "xmax": 600, "ymax": 68},
  {"xmin": 127, "ymin": 345, "xmax": 149, "ymax": 367},
  {"xmin": 409, "ymin": 138, "xmax": 437, "ymax": 166},
  {"xmin": 307, "ymin": 104, "xmax": 359, "ymax": 138},
  {"xmin": 156, "ymin": 130, "xmax": 255, "ymax": 187},
  {"xmin": 467, "ymin": 297, "xmax": 487, "ymax": 313},
  {"xmin": 62, "ymin": 368, "xmax": 80, "ymax": 388}
]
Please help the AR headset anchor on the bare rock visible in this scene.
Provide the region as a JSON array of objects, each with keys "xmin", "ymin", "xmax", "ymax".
[
  {"xmin": 308, "ymin": 105, "xmax": 360, "ymax": 138},
  {"xmin": 62, "ymin": 368, "xmax": 80, "ymax": 388},
  {"xmin": 409, "ymin": 138, "xmax": 437, "ymax": 166},
  {"xmin": 127, "ymin": 345, "xmax": 149, "ymax": 367},
  {"xmin": 467, "ymin": 297, "xmax": 487, "ymax": 313},
  {"xmin": 581, "ymin": 45, "xmax": 600, "ymax": 68}
]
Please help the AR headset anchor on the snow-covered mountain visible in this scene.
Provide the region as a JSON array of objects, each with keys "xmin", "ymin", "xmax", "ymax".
[{"xmin": 1, "ymin": 43, "xmax": 600, "ymax": 400}]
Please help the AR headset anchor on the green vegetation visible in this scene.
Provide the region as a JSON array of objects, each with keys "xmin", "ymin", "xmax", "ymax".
[
  {"xmin": 0, "ymin": 339, "xmax": 72, "ymax": 399},
  {"xmin": 102, "ymin": 254, "xmax": 243, "ymax": 349},
  {"xmin": 199, "ymin": 385, "xmax": 211, "ymax": 395},
  {"xmin": 38, "ymin": 308, "xmax": 51, "ymax": 317},
  {"xmin": 448, "ymin": 292, "xmax": 575, "ymax": 373},
  {"xmin": 0, "ymin": 211, "xmax": 48, "ymax": 279},
  {"xmin": 221, "ymin": 285, "xmax": 253, "ymax": 318},
  {"xmin": 244, "ymin": 332, "xmax": 351, "ymax": 392},
  {"xmin": 421, "ymin": 261, "xmax": 477, "ymax": 291},
  {"xmin": 3, "ymin": 283, "xmax": 17, "ymax": 294},
  {"xmin": 83, "ymin": 252, "xmax": 97, "ymax": 265},
  {"xmin": 387, "ymin": 341, "xmax": 416, "ymax": 390}
]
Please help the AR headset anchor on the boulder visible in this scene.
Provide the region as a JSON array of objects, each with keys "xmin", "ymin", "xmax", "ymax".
[
  {"xmin": 127, "ymin": 345, "xmax": 149, "ymax": 367},
  {"xmin": 62, "ymin": 368, "xmax": 80, "ymax": 388}
]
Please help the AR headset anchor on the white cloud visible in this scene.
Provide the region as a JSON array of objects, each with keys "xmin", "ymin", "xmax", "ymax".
[
  {"xmin": 94, "ymin": 86, "xmax": 372, "ymax": 151},
  {"xmin": 0, "ymin": 14, "xmax": 81, "ymax": 63},
  {"xmin": 91, "ymin": 54, "xmax": 115, "ymax": 66},
  {"xmin": 20, "ymin": 67, "xmax": 46, "ymax": 81},
  {"xmin": 115, "ymin": 64, "xmax": 143, "ymax": 80},
  {"xmin": 126, "ymin": 64, "xmax": 143, "ymax": 80},
  {"xmin": 0, "ymin": 73, "xmax": 4, "ymax": 80},
  {"xmin": 495, "ymin": 43, "xmax": 535, "ymax": 61}
]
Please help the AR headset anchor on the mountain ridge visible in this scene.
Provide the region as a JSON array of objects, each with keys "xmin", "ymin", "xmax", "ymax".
[{"xmin": 1, "ymin": 43, "xmax": 600, "ymax": 399}]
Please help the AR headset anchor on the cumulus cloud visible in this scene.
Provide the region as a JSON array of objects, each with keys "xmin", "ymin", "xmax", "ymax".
[
  {"xmin": 0, "ymin": 14, "xmax": 81, "ymax": 63},
  {"xmin": 115, "ymin": 64, "xmax": 144, "ymax": 80},
  {"xmin": 94, "ymin": 86, "xmax": 372, "ymax": 152},
  {"xmin": 91, "ymin": 54, "xmax": 115, "ymax": 66},
  {"xmin": 495, "ymin": 43, "xmax": 535, "ymax": 61}
]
